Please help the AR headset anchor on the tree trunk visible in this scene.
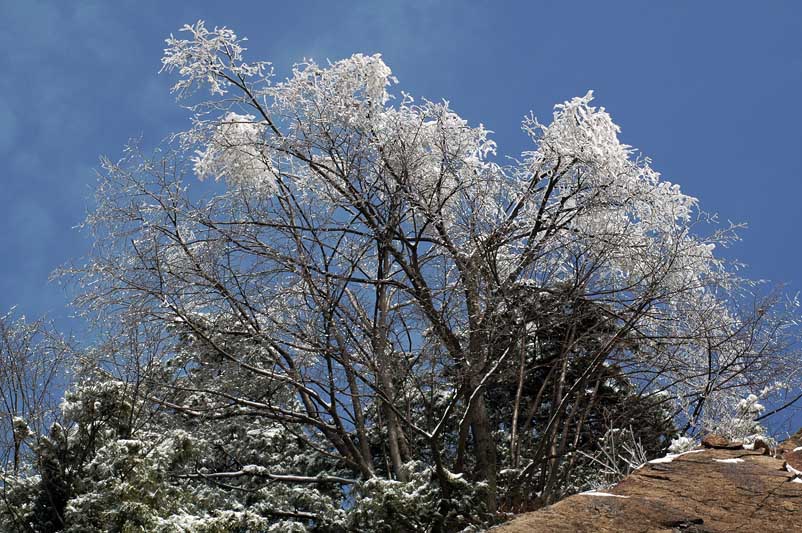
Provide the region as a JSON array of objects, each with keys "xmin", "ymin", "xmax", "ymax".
[
  {"xmin": 469, "ymin": 381, "xmax": 497, "ymax": 513},
  {"xmin": 374, "ymin": 243, "xmax": 408, "ymax": 481}
]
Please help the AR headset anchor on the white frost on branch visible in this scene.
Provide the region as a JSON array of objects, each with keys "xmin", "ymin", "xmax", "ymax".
[
  {"xmin": 192, "ymin": 112, "xmax": 277, "ymax": 193},
  {"xmin": 161, "ymin": 20, "xmax": 269, "ymax": 97}
]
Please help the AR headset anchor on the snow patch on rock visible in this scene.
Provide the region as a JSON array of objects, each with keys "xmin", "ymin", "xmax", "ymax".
[
  {"xmin": 580, "ymin": 491, "xmax": 630, "ymax": 498},
  {"xmin": 647, "ymin": 448, "xmax": 706, "ymax": 465}
]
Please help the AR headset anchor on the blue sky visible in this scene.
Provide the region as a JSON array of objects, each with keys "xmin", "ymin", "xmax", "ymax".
[{"xmin": 1, "ymin": 2, "xmax": 801, "ymax": 423}]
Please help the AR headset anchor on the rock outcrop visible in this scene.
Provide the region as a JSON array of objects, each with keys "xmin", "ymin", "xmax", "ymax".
[{"xmin": 495, "ymin": 432, "xmax": 802, "ymax": 532}]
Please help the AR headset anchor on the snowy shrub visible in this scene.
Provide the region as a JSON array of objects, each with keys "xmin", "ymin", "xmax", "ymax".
[
  {"xmin": 579, "ymin": 427, "xmax": 649, "ymax": 491},
  {"xmin": 668, "ymin": 436, "xmax": 697, "ymax": 454},
  {"xmin": 348, "ymin": 462, "xmax": 491, "ymax": 532},
  {"xmin": 696, "ymin": 393, "xmax": 769, "ymax": 444}
]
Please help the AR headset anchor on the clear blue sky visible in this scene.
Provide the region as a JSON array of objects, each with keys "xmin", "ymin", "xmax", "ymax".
[{"xmin": 1, "ymin": 1, "xmax": 801, "ymax": 426}]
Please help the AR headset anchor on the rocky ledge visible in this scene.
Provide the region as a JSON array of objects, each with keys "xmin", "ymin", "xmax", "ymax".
[{"xmin": 495, "ymin": 430, "xmax": 802, "ymax": 532}]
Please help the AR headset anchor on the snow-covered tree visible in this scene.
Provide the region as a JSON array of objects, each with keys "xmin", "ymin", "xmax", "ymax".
[
  {"xmin": 0, "ymin": 311, "xmax": 70, "ymax": 483},
  {"xmin": 43, "ymin": 20, "xmax": 802, "ymax": 531}
]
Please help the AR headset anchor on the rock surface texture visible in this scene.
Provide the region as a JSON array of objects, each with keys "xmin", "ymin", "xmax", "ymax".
[{"xmin": 494, "ymin": 431, "xmax": 802, "ymax": 532}]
